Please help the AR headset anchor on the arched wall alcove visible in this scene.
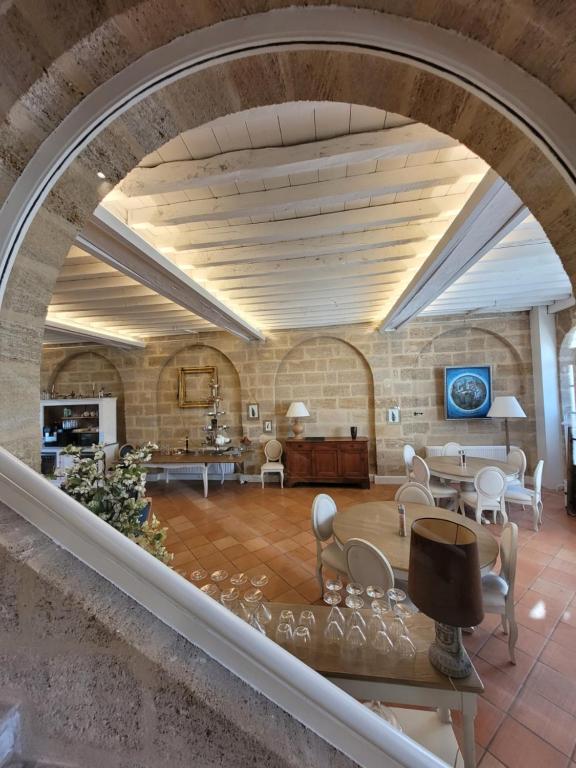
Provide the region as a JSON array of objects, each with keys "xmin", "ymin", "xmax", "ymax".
[
  {"xmin": 47, "ymin": 350, "xmax": 127, "ymax": 444},
  {"xmin": 275, "ymin": 336, "xmax": 377, "ymax": 472},
  {"xmin": 155, "ymin": 344, "xmax": 242, "ymax": 449},
  {"xmin": 2, "ymin": 4, "xmax": 576, "ymax": 464},
  {"xmin": 557, "ymin": 307, "xmax": 576, "ymax": 424},
  {"xmin": 408, "ymin": 323, "xmax": 536, "ymax": 463}
]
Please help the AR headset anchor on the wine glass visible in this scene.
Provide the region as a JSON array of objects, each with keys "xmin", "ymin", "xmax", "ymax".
[
  {"xmin": 298, "ymin": 609, "xmax": 316, "ymax": 631},
  {"xmin": 242, "ymin": 588, "xmax": 264, "ymax": 621},
  {"xmin": 200, "ymin": 583, "xmax": 220, "ymax": 599},
  {"xmin": 327, "ymin": 605, "xmax": 345, "ymax": 629},
  {"xmin": 275, "ymin": 622, "xmax": 293, "ymax": 648},
  {"xmin": 387, "ymin": 587, "xmax": 407, "ymax": 616},
  {"xmin": 230, "ymin": 572, "xmax": 248, "ymax": 587},
  {"xmin": 250, "ymin": 573, "xmax": 269, "ymax": 588},
  {"xmin": 255, "ymin": 602, "xmax": 272, "ymax": 626},
  {"xmin": 344, "ymin": 624, "xmax": 367, "ymax": 651},
  {"xmin": 394, "ymin": 634, "xmax": 417, "ymax": 660},
  {"xmin": 324, "ymin": 577, "xmax": 343, "ymax": 605},
  {"xmin": 371, "ymin": 629, "xmax": 394, "ymax": 656},
  {"xmin": 220, "ymin": 586, "xmax": 240, "ymax": 613},
  {"xmin": 293, "ymin": 626, "xmax": 312, "ymax": 658},
  {"xmin": 367, "ymin": 614, "xmax": 387, "ymax": 644},
  {"xmin": 210, "ymin": 569, "xmax": 229, "ymax": 583},
  {"xmin": 346, "ymin": 609, "xmax": 367, "ymax": 631},
  {"xmin": 323, "ymin": 620, "xmax": 344, "ymax": 645},
  {"xmin": 279, "ymin": 609, "xmax": 295, "ymax": 628},
  {"xmin": 190, "ymin": 568, "xmax": 208, "ymax": 583},
  {"xmin": 389, "ymin": 616, "xmax": 407, "ymax": 643}
]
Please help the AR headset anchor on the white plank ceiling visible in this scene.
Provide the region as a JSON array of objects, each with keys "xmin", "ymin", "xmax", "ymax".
[{"xmin": 45, "ymin": 101, "xmax": 572, "ymax": 343}]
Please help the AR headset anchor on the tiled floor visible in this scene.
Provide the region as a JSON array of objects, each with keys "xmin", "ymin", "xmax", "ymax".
[{"xmin": 150, "ymin": 478, "xmax": 576, "ymax": 768}]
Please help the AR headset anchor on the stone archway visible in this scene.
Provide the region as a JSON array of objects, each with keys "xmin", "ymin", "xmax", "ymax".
[
  {"xmin": 3, "ymin": 4, "xmax": 576, "ymax": 464},
  {"xmin": 45, "ymin": 350, "xmax": 127, "ymax": 444},
  {"xmin": 275, "ymin": 336, "xmax": 377, "ymax": 472}
]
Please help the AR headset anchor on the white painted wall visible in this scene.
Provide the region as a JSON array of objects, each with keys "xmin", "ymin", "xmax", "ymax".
[{"xmin": 530, "ymin": 306, "xmax": 565, "ymax": 489}]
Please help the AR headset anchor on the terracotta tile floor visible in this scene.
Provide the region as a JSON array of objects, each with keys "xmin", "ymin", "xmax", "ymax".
[{"xmin": 150, "ymin": 478, "xmax": 576, "ymax": 767}]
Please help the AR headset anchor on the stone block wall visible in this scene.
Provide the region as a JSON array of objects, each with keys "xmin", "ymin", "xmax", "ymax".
[
  {"xmin": 41, "ymin": 312, "xmax": 537, "ymax": 476},
  {"xmin": 0, "ymin": 500, "xmax": 356, "ymax": 768}
]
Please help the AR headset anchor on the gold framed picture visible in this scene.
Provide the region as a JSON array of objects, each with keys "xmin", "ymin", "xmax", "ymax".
[{"xmin": 178, "ymin": 366, "xmax": 217, "ymax": 408}]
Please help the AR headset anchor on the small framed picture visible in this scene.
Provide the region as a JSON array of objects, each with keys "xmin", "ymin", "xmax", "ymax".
[
  {"xmin": 387, "ymin": 406, "xmax": 401, "ymax": 424},
  {"xmin": 247, "ymin": 403, "xmax": 259, "ymax": 420},
  {"xmin": 263, "ymin": 420, "xmax": 273, "ymax": 433}
]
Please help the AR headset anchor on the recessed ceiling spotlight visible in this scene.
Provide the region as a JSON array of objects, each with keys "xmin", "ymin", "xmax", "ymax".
[{"xmin": 96, "ymin": 171, "xmax": 106, "ymax": 179}]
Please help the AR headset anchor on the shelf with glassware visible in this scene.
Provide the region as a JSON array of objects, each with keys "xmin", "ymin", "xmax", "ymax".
[{"xmin": 40, "ymin": 397, "xmax": 118, "ymax": 469}]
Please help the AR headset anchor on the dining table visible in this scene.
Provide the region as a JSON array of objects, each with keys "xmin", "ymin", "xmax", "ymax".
[
  {"xmin": 333, "ymin": 500, "xmax": 499, "ymax": 578},
  {"xmin": 426, "ymin": 455, "xmax": 518, "ymax": 484}
]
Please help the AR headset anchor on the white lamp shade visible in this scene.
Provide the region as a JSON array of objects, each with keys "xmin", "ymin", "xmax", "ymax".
[
  {"xmin": 487, "ymin": 396, "xmax": 526, "ymax": 419},
  {"xmin": 286, "ymin": 401, "xmax": 310, "ymax": 418}
]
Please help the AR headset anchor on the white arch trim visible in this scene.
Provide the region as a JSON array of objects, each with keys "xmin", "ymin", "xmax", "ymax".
[{"xmin": 1, "ymin": 6, "xmax": 575, "ymax": 309}]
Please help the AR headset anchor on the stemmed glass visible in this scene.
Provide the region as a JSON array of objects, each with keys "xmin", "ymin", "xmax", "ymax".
[
  {"xmin": 210, "ymin": 569, "xmax": 229, "ymax": 583},
  {"xmin": 326, "ymin": 605, "xmax": 345, "ymax": 630},
  {"xmin": 371, "ymin": 628, "xmax": 394, "ymax": 656},
  {"xmin": 190, "ymin": 568, "xmax": 208, "ymax": 584},
  {"xmin": 324, "ymin": 619, "xmax": 344, "ymax": 645},
  {"xmin": 200, "ymin": 583, "xmax": 220, "ymax": 599},
  {"xmin": 323, "ymin": 577, "xmax": 343, "ymax": 606},
  {"xmin": 367, "ymin": 585, "xmax": 389, "ymax": 615},
  {"xmin": 242, "ymin": 587, "xmax": 264, "ymax": 621},
  {"xmin": 220, "ymin": 587, "xmax": 240, "ymax": 614},
  {"xmin": 345, "ymin": 624, "xmax": 367, "ymax": 652},
  {"xmin": 230, "ymin": 572, "xmax": 248, "ymax": 587},
  {"xmin": 293, "ymin": 626, "xmax": 312, "ymax": 658},
  {"xmin": 387, "ymin": 587, "xmax": 407, "ymax": 616},
  {"xmin": 250, "ymin": 573, "xmax": 269, "ymax": 588},
  {"xmin": 345, "ymin": 582, "xmax": 365, "ymax": 610}
]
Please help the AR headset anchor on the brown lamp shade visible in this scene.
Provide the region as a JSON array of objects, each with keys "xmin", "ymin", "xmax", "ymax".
[{"xmin": 408, "ymin": 518, "xmax": 484, "ymax": 628}]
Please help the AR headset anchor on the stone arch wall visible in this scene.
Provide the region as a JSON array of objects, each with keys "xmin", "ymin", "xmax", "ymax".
[
  {"xmin": 556, "ymin": 306, "xmax": 576, "ymax": 424},
  {"xmin": 1, "ymin": 5, "xmax": 576, "ymax": 465},
  {"xmin": 45, "ymin": 350, "xmax": 127, "ymax": 444},
  {"xmin": 401, "ymin": 322, "xmax": 536, "ymax": 465},
  {"xmin": 154, "ymin": 345, "xmax": 243, "ymax": 450},
  {"xmin": 274, "ymin": 336, "xmax": 377, "ymax": 472}
]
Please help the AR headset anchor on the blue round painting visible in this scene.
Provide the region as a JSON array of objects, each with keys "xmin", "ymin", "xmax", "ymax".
[{"xmin": 449, "ymin": 373, "xmax": 488, "ymax": 415}]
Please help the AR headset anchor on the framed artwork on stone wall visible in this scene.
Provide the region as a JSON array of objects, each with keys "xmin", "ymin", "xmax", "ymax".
[
  {"xmin": 263, "ymin": 420, "xmax": 273, "ymax": 433},
  {"xmin": 247, "ymin": 403, "xmax": 259, "ymax": 419},
  {"xmin": 178, "ymin": 366, "xmax": 217, "ymax": 408},
  {"xmin": 444, "ymin": 365, "xmax": 492, "ymax": 419}
]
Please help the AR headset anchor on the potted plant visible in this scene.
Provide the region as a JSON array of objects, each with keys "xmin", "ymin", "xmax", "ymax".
[{"xmin": 58, "ymin": 443, "xmax": 172, "ymax": 564}]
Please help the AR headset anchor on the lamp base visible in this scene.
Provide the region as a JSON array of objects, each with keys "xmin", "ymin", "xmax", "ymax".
[
  {"xmin": 291, "ymin": 419, "xmax": 304, "ymax": 439},
  {"xmin": 428, "ymin": 623, "xmax": 472, "ymax": 678}
]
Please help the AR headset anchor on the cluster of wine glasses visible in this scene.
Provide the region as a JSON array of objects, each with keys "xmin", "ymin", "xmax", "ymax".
[
  {"xmin": 190, "ymin": 567, "xmax": 272, "ymax": 633},
  {"xmin": 318, "ymin": 577, "xmax": 416, "ymax": 660}
]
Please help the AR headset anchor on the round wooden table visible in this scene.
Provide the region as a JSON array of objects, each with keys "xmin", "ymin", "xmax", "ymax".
[
  {"xmin": 426, "ymin": 455, "xmax": 518, "ymax": 483},
  {"xmin": 333, "ymin": 501, "xmax": 499, "ymax": 577}
]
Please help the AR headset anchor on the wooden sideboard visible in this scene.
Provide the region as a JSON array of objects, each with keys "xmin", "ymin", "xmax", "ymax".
[{"xmin": 284, "ymin": 437, "xmax": 370, "ymax": 488}]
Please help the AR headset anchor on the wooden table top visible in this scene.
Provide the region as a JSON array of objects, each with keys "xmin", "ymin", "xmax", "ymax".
[
  {"xmin": 426, "ymin": 455, "xmax": 518, "ymax": 482},
  {"xmin": 146, "ymin": 450, "xmax": 245, "ymax": 465},
  {"xmin": 333, "ymin": 501, "xmax": 499, "ymax": 575},
  {"xmin": 266, "ymin": 603, "xmax": 484, "ymax": 694}
]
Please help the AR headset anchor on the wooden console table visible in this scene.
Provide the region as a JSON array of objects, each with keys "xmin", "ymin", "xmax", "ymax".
[
  {"xmin": 144, "ymin": 451, "xmax": 246, "ymax": 498},
  {"xmin": 284, "ymin": 437, "xmax": 370, "ymax": 488}
]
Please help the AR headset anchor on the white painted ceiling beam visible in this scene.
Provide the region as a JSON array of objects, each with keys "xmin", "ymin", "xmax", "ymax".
[
  {"xmin": 44, "ymin": 317, "xmax": 146, "ymax": 348},
  {"xmin": 168, "ymin": 222, "xmax": 448, "ymax": 265},
  {"xmin": 128, "ymin": 159, "xmax": 485, "ymax": 226},
  {"xmin": 214, "ymin": 269, "xmax": 409, "ymax": 291},
  {"xmin": 198, "ymin": 252, "xmax": 425, "ymax": 282},
  {"xmin": 121, "ymin": 124, "xmax": 458, "ymax": 198},
  {"xmin": 77, "ymin": 208, "xmax": 264, "ymax": 342},
  {"xmin": 378, "ymin": 171, "xmax": 527, "ymax": 331},
  {"xmin": 51, "ymin": 285, "xmax": 157, "ymax": 303},
  {"xmin": 155, "ymin": 195, "xmax": 467, "ymax": 250}
]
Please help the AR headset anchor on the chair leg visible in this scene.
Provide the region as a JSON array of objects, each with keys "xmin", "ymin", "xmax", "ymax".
[
  {"xmin": 316, "ymin": 560, "xmax": 324, "ymax": 593},
  {"xmin": 501, "ymin": 615, "xmax": 508, "ymax": 635},
  {"xmin": 499, "ymin": 500, "xmax": 508, "ymax": 525},
  {"xmin": 507, "ymin": 613, "xmax": 518, "ymax": 664},
  {"xmin": 475, "ymin": 505, "xmax": 483, "ymax": 525},
  {"xmin": 280, "ymin": 470, "xmax": 284, "ymax": 489},
  {"xmin": 261, "ymin": 472, "xmax": 265, "ymax": 489}
]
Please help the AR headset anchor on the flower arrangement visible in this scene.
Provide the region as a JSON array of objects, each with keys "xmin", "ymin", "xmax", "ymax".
[{"xmin": 59, "ymin": 443, "xmax": 172, "ymax": 565}]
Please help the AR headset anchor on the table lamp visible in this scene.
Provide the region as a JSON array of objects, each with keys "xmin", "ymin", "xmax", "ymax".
[
  {"xmin": 408, "ymin": 518, "xmax": 484, "ymax": 678},
  {"xmin": 286, "ymin": 401, "xmax": 310, "ymax": 438},
  {"xmin": 487, "ymin": 395, "xmax": 526, "ymax": 455}
]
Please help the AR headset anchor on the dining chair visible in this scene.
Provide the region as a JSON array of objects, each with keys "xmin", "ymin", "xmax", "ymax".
[
  {"xmin": 459, "ymin": 466, "xmax": 508, "ymax": 525},
  {"xmin": 481, "ymin": 522, "xmax": 518, "ymax": 663},
  {"xmin": 394, "ymin": 482, "xmax": 435, "ymax": 506},
  {"xmin": 261, "ymin": 439, "xmax": 284, "ymax": 488},
  {"xmin": 412, "ymin": 456, "xmax": 458, "ymax": 509},
  {"xmin": 505, "ymin": 447, "xmax": 527, "ymax": 489},
  {"xmin": 403, "ymin": 444, "xmax": 416, "ymax": 480},
  {"xmin": 442, "ymin": 441, "xmax": 461, "ymax": 456},
  {"xmin": 311, "ymin": 493, "xmax": 348, "ymax": 591},
  {"xmin": 344, "ymin": 537, "xmax": 395, "ymax": 593},
  {"xmin": 504, "ymin": 459, "xmax": 544, "ymax": 532}
]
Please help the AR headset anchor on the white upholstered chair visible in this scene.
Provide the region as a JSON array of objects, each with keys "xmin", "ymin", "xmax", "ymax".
[
  {"xmin": 442, "ymin": 441, "xmax": 461, "ymax": 456},
  {"xmin": 412, "ymin": 456, "xmax": 458, "ymax": 509},
  {"xmin": 505, "ymin": 447, "xmax": 527, "ymax": 490},
  {"xmin": 459, "ymin": 466, "xmax": 508, "ymax": 525},
  {"xmin": 311, "ymin": 493, "xmax": 348, "ymax": 590},
  {"xmin": 505, "ymin": 459, "xmax": 544, "ymax": 532},
  {"xmin": 344, "ymin": 537, "xmax": 395, "ymax": 594},
  {"xmin": 394, "ymin": 482, "xmax": 435, "ymax": 506},
  {"xmin": 261, "ymin": 439, "xmax": 284, "ymax": 488},
  {"xmin": 482, "ymin": 522, "xmax": 519, "ymax": 663},
  {"xmin": 403, "ymin": 444, "xmax": 416, "ymax": 480}
]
